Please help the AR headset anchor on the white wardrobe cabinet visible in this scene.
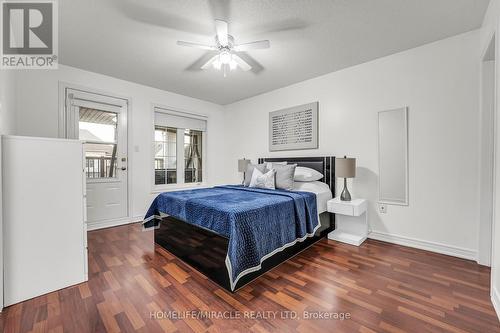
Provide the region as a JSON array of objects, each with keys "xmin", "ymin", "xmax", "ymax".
[{"xmin": 2, "ymin": 135, "xmax": 87, "ymax": 306}]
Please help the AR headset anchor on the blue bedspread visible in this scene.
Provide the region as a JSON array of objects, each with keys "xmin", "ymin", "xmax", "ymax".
[{"xmin": 143, "ymin": 185, "xmax": 319, "ymax": 290}]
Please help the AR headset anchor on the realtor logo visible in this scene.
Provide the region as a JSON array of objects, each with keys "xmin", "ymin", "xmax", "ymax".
[{"xmin": 1, "ymin": 0, "xmax": 58, "ymax": 69}]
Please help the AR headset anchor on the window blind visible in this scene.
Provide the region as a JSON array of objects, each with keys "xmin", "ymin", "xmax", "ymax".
[{"xmin": 154, "ymin": 110, "xmax": 207, "ymax": 131}]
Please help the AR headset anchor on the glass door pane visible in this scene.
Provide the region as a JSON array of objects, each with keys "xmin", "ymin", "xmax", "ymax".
[{"xmin": 78, "ymin": 108, "xmax": 118, "ymax": 179}]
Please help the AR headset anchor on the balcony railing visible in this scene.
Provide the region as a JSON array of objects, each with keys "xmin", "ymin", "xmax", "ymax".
[
  {"xmin": 155, "ymin": 168, "xmax": 202, "ymax": 184},
  {"xmin": 85, "ymin": 157, "xmax": 116, "ymax": 179}
]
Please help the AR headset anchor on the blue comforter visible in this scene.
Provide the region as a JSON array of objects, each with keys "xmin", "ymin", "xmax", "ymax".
[{"xmin": 143, "ymin": 185, "xmax": 319, "ymax": 290}]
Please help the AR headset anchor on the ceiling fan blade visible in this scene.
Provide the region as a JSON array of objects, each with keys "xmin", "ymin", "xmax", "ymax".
[
  {"xmin": 186, "ymin": 51, "xmax": 219, "ymax": 71},
  {"xmin": 215, "ymin": 19, "xmax": 229, "ymax": 46},
  {"xmin": 232, "ymin": 54, "xmax": 252, "ymax": 71},
  {"xmin": 234, "ymin": 40, "xmax": 270, "ymax": 51},
  {"xmin": 177, "ymin": 41, "xmax": 216, "ymax": 50},
  {"xmin": 201, "ymin": 55, "xmax": 219, "ymax": 70},
  {"xmin": 235, "ymin": 52, "xmax": 264, "ymax": 74}
]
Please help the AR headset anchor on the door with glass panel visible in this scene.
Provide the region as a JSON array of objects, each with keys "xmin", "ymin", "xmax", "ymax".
[{"xmin": 66, "ymin": 89, "xmax": 128, "ymax": 223}]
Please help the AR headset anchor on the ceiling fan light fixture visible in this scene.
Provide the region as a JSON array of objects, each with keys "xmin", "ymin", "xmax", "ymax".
[
  {"xmin": 177, "ymin": 19, "xmax": 270, "ymax": 76},
  {"xmin": 219, "ymin": 51, "xmax": 231, "ymax": 64},
  {"xmin": 212, "ymin": 59, "xmax": 222, "ymax": 70}
]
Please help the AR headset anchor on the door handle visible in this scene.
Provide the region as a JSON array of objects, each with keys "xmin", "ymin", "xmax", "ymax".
[{"xmin": 121, "ymin": 167, "xmax": 127, "ymax": 171}]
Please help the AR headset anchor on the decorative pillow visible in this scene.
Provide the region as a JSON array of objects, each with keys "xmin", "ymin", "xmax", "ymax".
[
  {"xmin": 271, "ymin": 164, "xmax": 297, "ymax": 190},
  {"xmin": 249, "ymin": 168, "xmax": 276, "ymax": 189},
  {"xmin": 266, "ymin": 161, "xmax": 287, "ymax": 170},
  {"xmin": 244, "ymin": 163, "xmax": 267, "ymax": 186},
  {"xmin": 294, "ymin": 166, "xmax": 324, "ymax": 182}
]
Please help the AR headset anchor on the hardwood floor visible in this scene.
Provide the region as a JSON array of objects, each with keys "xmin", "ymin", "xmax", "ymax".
[{"xmin": 1, "ymin": 223, "xmax": 499, "ymax": 333}]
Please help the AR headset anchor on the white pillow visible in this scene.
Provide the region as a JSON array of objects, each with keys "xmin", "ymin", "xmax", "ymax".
[
  {"xmin": 294, "ymin": 166, "xmax": 323, "ymax": 182},
  {"xmin": 293, "ymin": 181, "xmax": 331, "ymax": 193},
  {"xmin": 249, "ymin": 168, "xmax": 276, "ymax": 189},
  {"xmin": 266, "ymin": 161, "xmax": 287, "ymax": 170}
]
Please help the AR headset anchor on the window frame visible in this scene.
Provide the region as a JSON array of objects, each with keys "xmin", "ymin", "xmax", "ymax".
[{"xmin": 151, "ymin": 105, "xmax": 208, "ymax": 192}]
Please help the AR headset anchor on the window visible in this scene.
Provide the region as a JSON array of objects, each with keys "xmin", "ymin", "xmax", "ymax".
[
  {"xmin": 154, "ymin": 126, "xmax": 177, "ymax": 185},
  {"xmin": 184, "ymin": 129, "xmax": 203, "ymax": 183},
  {"xmin": 153, "ymin": 108, "xmax": 206, "ymax": 187},
  {"xmin": 79, "ymin": 108, "xmax": 118, "ymax": 179}
]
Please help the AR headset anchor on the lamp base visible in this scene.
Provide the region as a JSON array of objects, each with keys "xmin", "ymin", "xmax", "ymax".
[{"xmin": 340, "ymin": 178, "xmax": 351, "ymax": 201}]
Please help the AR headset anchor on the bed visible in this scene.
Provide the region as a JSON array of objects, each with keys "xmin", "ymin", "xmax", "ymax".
[{"xmin": 144, "ymin": 156, "xmax": 335, "ymax": 292}]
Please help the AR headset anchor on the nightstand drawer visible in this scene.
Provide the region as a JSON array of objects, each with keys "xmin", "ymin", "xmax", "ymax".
[
  {"xmin": 328, "ymin": 201, "xmax": 354, "ymax": 215},
  {"xmin": 327, "ymin": 198, "xmax": 367, "ymax": 216}
]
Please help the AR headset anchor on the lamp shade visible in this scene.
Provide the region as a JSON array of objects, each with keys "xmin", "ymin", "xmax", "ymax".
[
  {"xmin": 238, "ymin": 159, "xmax": 250, "ymax": 172},
  {"xmin": 335, "ymin": 157, "xmax": 356, "ymax": 178}
]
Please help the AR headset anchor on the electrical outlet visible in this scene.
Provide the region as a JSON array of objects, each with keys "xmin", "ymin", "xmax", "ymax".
[{"xmin": 379, "ymin": 203, "xmax": 387, "ymax": 214}]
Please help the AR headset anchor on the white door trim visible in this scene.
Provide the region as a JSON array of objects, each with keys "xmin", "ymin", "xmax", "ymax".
[
  {"xmin": 58, "ymin": 82, "xmax": 134, "ymax": 228},
  {"xmin": 478, "ymin": 33, "xmax": 497, "ymax": 266}
]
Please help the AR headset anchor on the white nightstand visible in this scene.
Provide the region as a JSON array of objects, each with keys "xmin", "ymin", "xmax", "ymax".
[{"xmin": 327, "ymin": 198, "xmax": 368, "ymax": 246}]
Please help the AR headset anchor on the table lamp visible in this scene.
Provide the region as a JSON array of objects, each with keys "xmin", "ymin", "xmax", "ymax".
[
  {"xmin": 238, "ymin": 158, "xmax": 250, "ymax": 184},
  {"xmin": 335, "ymin": 156, "xmax": 356, "ymax": 201}
]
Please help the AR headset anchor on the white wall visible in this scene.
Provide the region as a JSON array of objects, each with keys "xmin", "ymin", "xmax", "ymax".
[
  {"xmin": 13, "ymin": 65, "xmax": 226, "ymax": 219},
  {"xmin": 223, "ymin": 30, "xmax": 481, "ymax": 259}
]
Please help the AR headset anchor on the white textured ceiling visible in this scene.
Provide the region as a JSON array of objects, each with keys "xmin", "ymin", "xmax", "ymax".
[{"xmin": 60, "ymin": 0, "xmax": 490, "ymax": 105}]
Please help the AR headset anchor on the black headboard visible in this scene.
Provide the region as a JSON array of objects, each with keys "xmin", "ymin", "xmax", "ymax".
[{"xmin": 258, "ymin": 156, "xmax": 335, "ymax": 195}]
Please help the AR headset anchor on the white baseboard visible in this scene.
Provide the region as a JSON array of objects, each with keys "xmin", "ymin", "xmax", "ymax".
[
  {"xmin": 368, "ymin": 231, "xmax": 477, "ymax": 261},
  {"xmin": 492, "ymin": 287, "xmax": 500, "ymax": 320},
  {"xmin": 87, "ymin": 215, "xmax": 143, "ymax": 231}
]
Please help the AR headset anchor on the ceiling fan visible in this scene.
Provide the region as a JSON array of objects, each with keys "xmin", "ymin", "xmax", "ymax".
[{"xmin": 177, "ymin": 19, "xmax": 270, "ymax": 77}]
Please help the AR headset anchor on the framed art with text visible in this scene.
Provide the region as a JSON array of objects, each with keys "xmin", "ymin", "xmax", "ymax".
[{"xmin": 269, "ymin": 102, "xmax": 319, "ymax": 151}]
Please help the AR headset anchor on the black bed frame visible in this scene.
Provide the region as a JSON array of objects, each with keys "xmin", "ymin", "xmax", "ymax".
[{"xmin": 154, "ymin": 156, "xmax": 335, "ymax": 292}]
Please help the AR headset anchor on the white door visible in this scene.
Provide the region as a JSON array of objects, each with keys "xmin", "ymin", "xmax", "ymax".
[{"xmin": 66, "ymin": 89, "xmax": 128, "ymax": 223}]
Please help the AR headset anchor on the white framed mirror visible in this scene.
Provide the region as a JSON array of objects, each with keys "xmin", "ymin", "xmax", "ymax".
[{"xmin": 378, "ymin": 107, "xmax": 408, "ymax": 205}]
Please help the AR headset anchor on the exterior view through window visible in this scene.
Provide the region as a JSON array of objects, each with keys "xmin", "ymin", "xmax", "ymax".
[
  {"xmin": 154, "ymin": 126, "xmax": 177, "ymax": 185},
  {"xmin": 184, "ymin": 129, "xmax": 203, "ymax": 183},
  {"xmin": 79, "ymin": 108, "xmax": 118, "ymax": 179}
]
